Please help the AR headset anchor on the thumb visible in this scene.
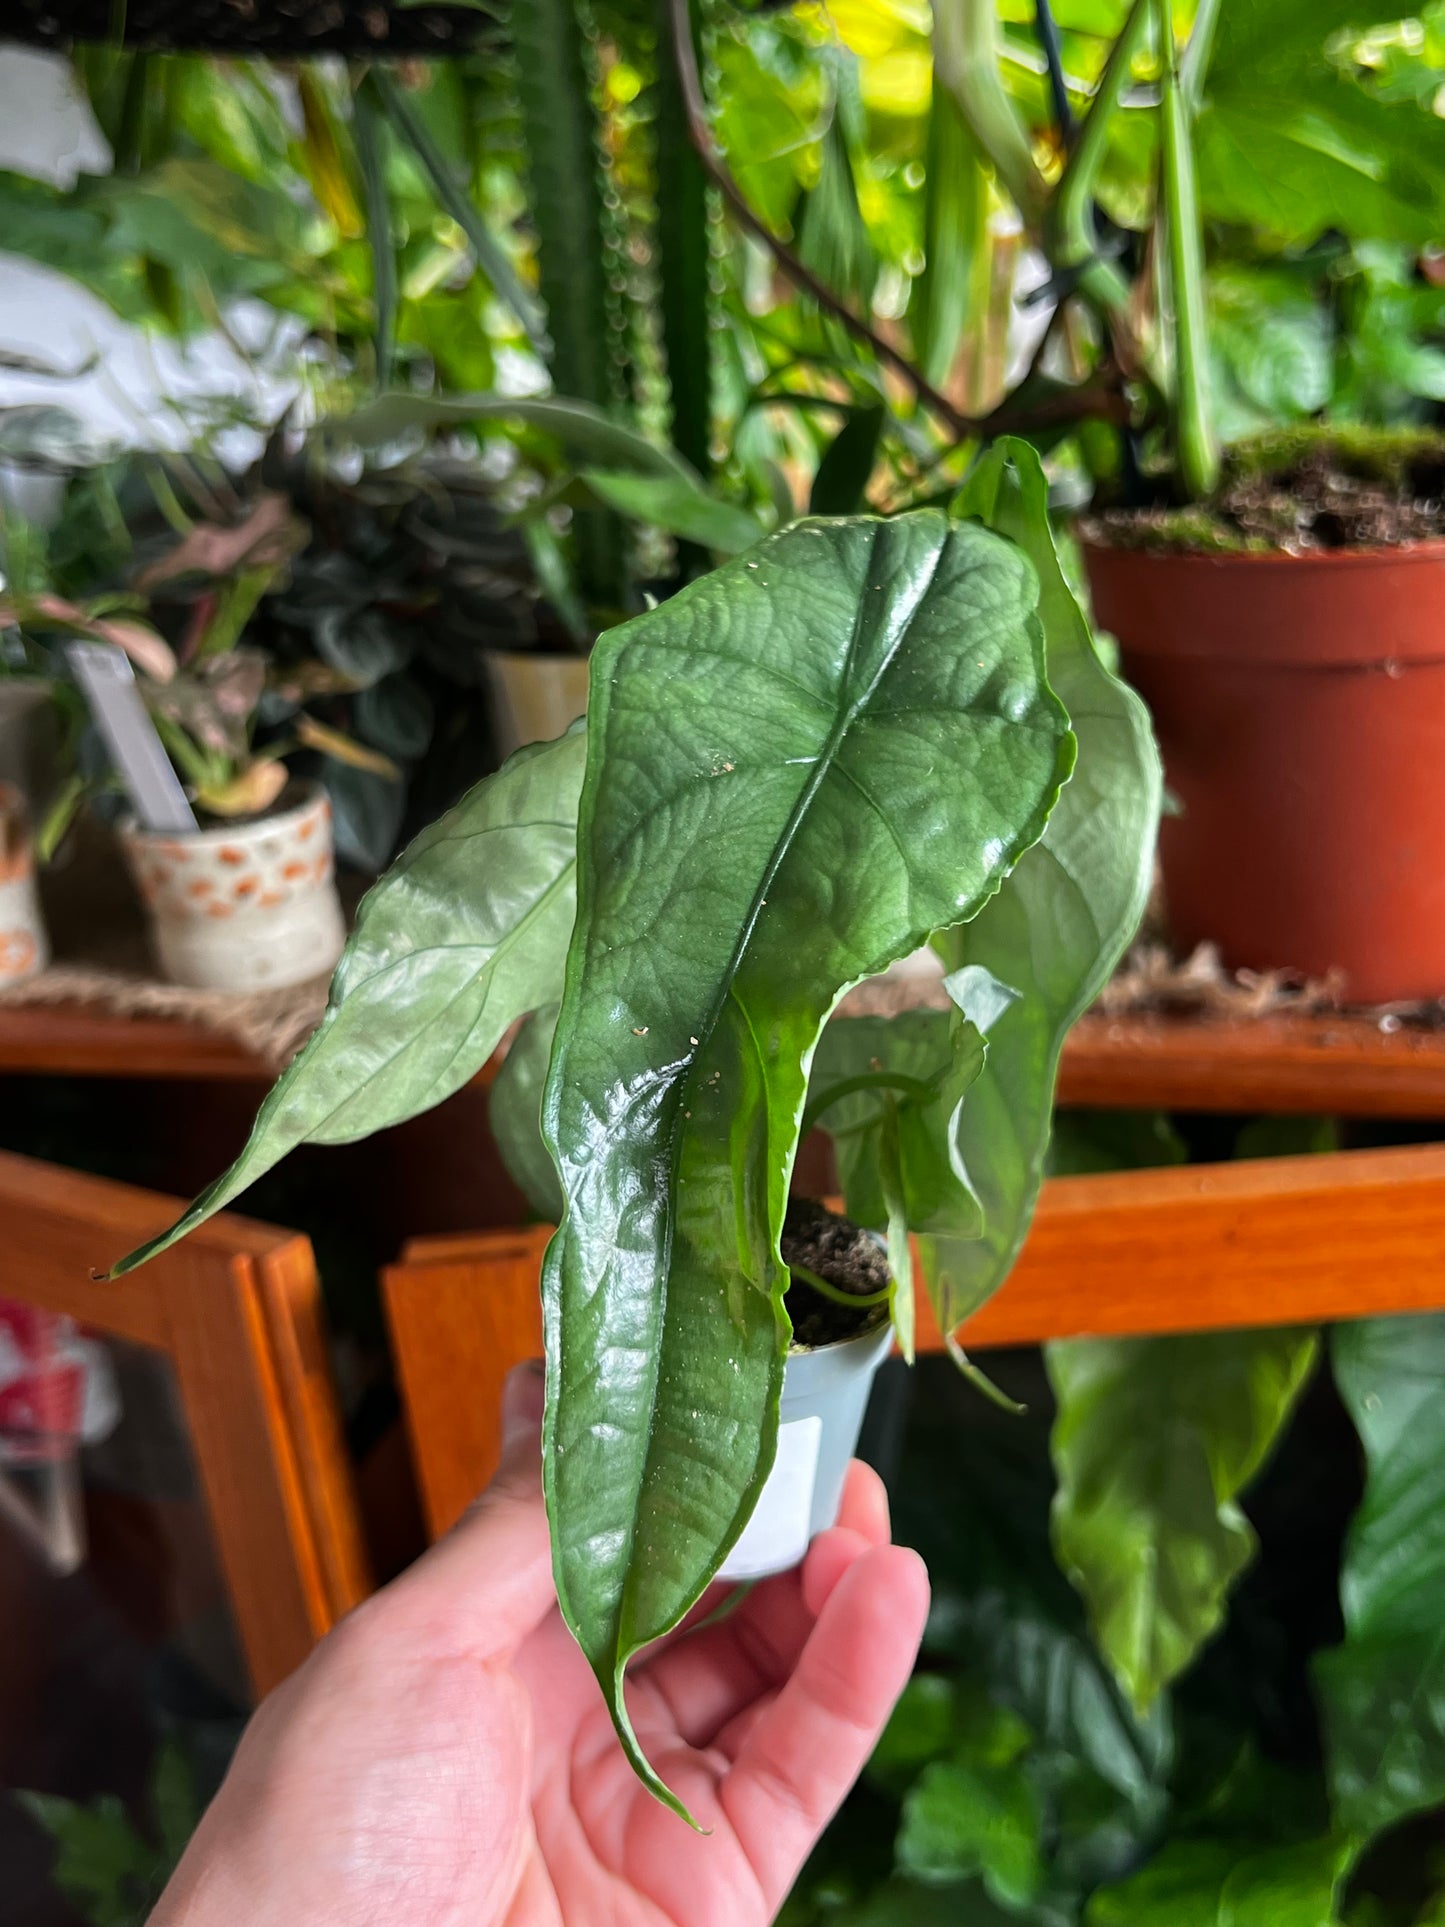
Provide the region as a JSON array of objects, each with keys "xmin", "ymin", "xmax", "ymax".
[{"xmin": 383, "ymin": 1360, "xmax": 556, "ymax": 1655}]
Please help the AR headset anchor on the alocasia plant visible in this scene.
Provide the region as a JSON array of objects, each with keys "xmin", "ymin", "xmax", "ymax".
[{"xmin": 111, "ymin": 440, "xmax": 1159, "ymax": 1811}]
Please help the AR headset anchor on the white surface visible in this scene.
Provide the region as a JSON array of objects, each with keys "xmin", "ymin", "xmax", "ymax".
[
  {"xmin": 0, "ymin": 47, "xmax": 300, "ymax": 495},
  {"xmin": 718, "ymin": 1415, "xmax": 822, "ymax": 1583}
]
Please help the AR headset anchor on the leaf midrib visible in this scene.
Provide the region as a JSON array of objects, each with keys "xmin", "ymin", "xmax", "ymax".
[{"xmin": 616, "ymin": 523, "xmax": 949, "ymax": 1643}]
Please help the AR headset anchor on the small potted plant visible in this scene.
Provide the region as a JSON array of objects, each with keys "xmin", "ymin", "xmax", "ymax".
[
  {"xmin": 1083, "ymin": 429, "xmax": 1445, "ymax": 1003},
  {"xmin": 5, "ymin": 510, "xmax": 398, "ymax": 994},
  {"xmin": 921, "ymin": 0, "xmax": 1445, "ymax": 1000},
  {"xmin": 111, "ymin": 440, "xmax": 1159, "ymax": 1811}
]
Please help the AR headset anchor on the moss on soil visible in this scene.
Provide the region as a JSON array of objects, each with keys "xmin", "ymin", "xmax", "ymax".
[{"xmin": 1084, "ymin": 423, "xmax": 1445, "ymax": 555}]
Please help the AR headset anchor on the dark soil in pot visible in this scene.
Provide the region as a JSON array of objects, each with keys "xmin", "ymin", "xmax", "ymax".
[
  {"xmin": 782, "ymin": 1198, "xmax": 891, "ymax": 1350},
  {"xmin": 1083, "ymin": 428, "xmax": 1445, "ymax": 1004}
]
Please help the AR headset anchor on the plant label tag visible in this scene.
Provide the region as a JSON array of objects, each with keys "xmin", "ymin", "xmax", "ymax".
[
  {"xmin": 718, "ymin": 1414, "xmax": 822, "ymax": 1582},
  {"xmin": 66, "ymin": 642, "xmax": 198, "ymax": 835}
]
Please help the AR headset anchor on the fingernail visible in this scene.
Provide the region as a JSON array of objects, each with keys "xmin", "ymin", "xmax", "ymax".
[{"xmin": 501, "ymin": 1358, "xmax": 545, "ymax": 1444}]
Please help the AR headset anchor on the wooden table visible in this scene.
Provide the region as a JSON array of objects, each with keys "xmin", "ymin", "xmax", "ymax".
[{"xmin": 5, "ymin": 998, "xmax": 1445, "ymax": 1115}]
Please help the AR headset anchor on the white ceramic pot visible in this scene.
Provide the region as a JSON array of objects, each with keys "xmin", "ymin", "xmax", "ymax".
[
  {"xmin": 484, "ymin": 650, "xmax": 591, "ymax": 758},
  {"xmin": 0, "ymin": 782, "xmax": 48, "ymax": 986},
  {"xmin": 120, "ymin": 785, "xmax": 345, "ymax": 993},
  {"xmin": 719, "ymin": 1320, "xmax": 893, "ymax": 1583}
]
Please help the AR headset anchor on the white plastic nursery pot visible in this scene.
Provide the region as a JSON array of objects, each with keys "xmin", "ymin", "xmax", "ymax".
[
  {"xmin": 483, "ymin": 649, "xmax": 591, "ymax": 758},
  {"xmin": 0, "ymin": 782, "xmax": 48, "ymax": 986},
  {"xmin": 120, "ymin": 784, "xmax": 345, "ymax": 993},
  {"xmin": 718, "ymin": 1319, "xmax": 893, "ymax": 1583}
]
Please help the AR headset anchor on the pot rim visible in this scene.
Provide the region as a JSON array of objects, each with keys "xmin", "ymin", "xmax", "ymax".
[
  {"xmin": 119, "ymin": 778, "xmax": 329, "ymax": 850},
  {"xmin": 1081, "ymin": 534, "xmax": 1445, "ymax": 570}
]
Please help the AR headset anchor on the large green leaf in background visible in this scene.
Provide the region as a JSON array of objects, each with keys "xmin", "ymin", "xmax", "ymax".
[
  {"xmin": 111, "ymin": 727, "xmax": 585, "ymax": 1274},
  {"xmin": 1048, "ymin": 1330, "xmax": 1320, "ymax": 1712},
  {"xmin": 1086, "ymin": 1833, "xmax": 1351, "ymax": 1926},
  {"xmin": 928, "ymin": 439, "xmax": 1161, "ymax": 1335},
  {"xmin": 1199, "ymin": 0, "xmax": 1445, "ymax": 246},
  {"xmin": 1316, "ymin": 1314, "xmax": 1445, "ymax": 1841},
  {"xmin": 542, "ymin": 510, "xmax": 1073, "ymax": 1809}
]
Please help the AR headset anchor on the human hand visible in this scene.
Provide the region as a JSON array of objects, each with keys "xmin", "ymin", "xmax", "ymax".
[{"xmin": 151, "ymin": 1362, "xmax": 929, "ymax": 1926}]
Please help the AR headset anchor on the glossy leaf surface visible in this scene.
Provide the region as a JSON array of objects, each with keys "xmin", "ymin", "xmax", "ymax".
[
  {"xmin": 111, "ymin": 727, "xmax": 585, "ymax": 1275},
  {"xmin": 929, "ymin": 440, "xmax": 1160, "ymax": 1333},
  {"xmin": 542, "ymin": 510, "xmax": 1073, "ymax": 1806},
  {"xmin": 489, "ymin": 1004, "xmax": 565, "ymax": 1225},
  {"xmin": 1316, "ymin": 1314, "xmax": 1445, "ymax": 1841},
  {"xmin": 1048, "ymin": 1329, "xmax": 1319, "ymax": 1711}
]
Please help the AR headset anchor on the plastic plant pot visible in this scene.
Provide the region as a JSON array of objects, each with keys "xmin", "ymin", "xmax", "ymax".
[
  {"xmin": 120, "ymin": 783, "xmax": 345, "ymax": 992},
  {"xmin": 1085, "ymin": 538, "xmax": 1445, "ymax": 1002},
  {"xmin": 718, "ymin": 1318, "xmax": 893, "ymax": 1583}
]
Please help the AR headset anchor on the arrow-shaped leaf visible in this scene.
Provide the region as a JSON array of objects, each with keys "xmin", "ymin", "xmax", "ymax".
[
  {"xmin": 111, "ymin": 726, "xmax": 585, "ymax": 1275},
  {"xmin": 540, "ymin": 510, "xmax": 1073, "ymax": 1809},
  {"xmin": 928, "ymin": 439, "xmax": 1161, "ymax": 1333}
]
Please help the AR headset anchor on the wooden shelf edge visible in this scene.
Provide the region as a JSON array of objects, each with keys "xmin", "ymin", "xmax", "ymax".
[{"xmin": 6, "ymin": 997, "xmax": 1445, "ymax": 1119}]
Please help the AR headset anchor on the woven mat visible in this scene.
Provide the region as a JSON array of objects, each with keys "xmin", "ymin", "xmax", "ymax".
[{"xmin": 2, "ymin": 823, "xmax": 333, "ymax": 1070}]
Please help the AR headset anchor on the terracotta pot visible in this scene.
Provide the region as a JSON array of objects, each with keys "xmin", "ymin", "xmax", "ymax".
[
  {"xmin": 1085, "ymin": 539, "xmax": 1445, "ymax": 1004},
  {"xmin": 483, "ymin": 650, "xmax": 591, "ymax": 759},
  {"xmin": 120, "ymin": 784, "xmax": 345, "ymax": 992}
]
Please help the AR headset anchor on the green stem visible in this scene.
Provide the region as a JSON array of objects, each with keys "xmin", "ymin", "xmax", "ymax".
[
  {"xmin": 1049, "ymin": 0, "xmax": 1150, "ymax": 318},
  {"xmin": 944, "ymin": 1331, "xmax": 1028, "ymax": 1415},
  {"xmin": 800, "ymin": 1069, "xmax": 936, "ymax": 1140},
  {"xmin": 368, "ymin": 64, "xmax": 548, "ymax": 355},
  {"xmin": 788, "ymin": 1263, "xmax": 893, "ymax": 1312},
  {"xmin": 1157, "ymin": 0, "xmax": 1219, "ymax": 499},
  {"xmin": 931, "ymin": 0, "xmax": 1049, "ymax": 234},
  {"xmin": 353, "ymin": 76, "xmax": 397, "ymax": 389},
  {"xmin": 1181, "ymin": 0, "xmax": 1223, "ymax": 115}
]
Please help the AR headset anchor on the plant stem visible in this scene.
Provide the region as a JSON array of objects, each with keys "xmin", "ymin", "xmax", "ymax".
[
  {"xmin": 932, "ymin": 0, "xmax": 1049, "ymax": 234},
  {"xmin": 1049, "ymin": 0, "xmax": 1150, "ymax": 321},
  {"xmin": 368, "ymin": 64, "xmax": 548, "ymax": 355},
  {"xmin": 667, "ymin": 0, "xmax": 970, "ymax": 437},
  {"xmin": 1156, "ymin": 0, "xmax": 1219, "ymax": 498},
  {"xmin": 1034, "ymin": 0, "xmax": 1075, "ymax": 144},
  {"xmin": 651, "ymin": 0, "xmax": 713, "ymax": 482},
  {"xmin": 1181, "ymin": 0, "xmax": 1223, "ymax": 114},
  {"xmin": 788, "ymin": 1262, "xmax": 893, "ymax": 1311},
  {"xmin": 800, "ymin": 1069, "xmax": 937, "ymax": 1140}
]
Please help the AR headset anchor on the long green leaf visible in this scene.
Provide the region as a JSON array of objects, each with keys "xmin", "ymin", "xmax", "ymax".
[
  {"xmin": 542, "ymin": 510, "xmax": 1073, "ymax": 1811},
  {"xmin": 338, "ymin": 392, "xmax": 696, "ymax": 482},
  {"xmin": 489, "ymin": 1003, "xmax": 565, "ymax": 1224},
  {"xmin": 581, "ymin": 468, "xmax": 764, "ymax": 556},
  {"xmin": 927, "ymin": 438, "xmax": 1160, "ymax": 1333},
  {"xmin": 367, "ymin": 64, "xmax": 547, "ymax": 353},
  {"xmin": 1316, "ymin": 1314, "xmax": 1445, "ymax": 1841},
  {"xmin": 1048, "ymin": 1328, "xmax": 1319, "ymax": 1711},
  {"xmin": 110, "ymin": 728, "xmax": 585, "ymax": 1275},
  {"xmin": 910, "ymin": 84, "xmax": 988, "ymax": 391},
  {"xmin": 352, "ymin": 76, "xmax": 397, "ymax": 387}
]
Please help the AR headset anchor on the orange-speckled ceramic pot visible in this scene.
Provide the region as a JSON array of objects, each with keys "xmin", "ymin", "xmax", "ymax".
[
  {"xmin": 120, "ymin": 784, "xmax": 344, "ymax": 992},
  {"xmin": 0, "ymin": 782, "xmax": 47, "ymax": 985}
]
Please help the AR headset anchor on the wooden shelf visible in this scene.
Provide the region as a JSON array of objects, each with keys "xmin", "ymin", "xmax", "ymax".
[
  {"xmin": 0, "ymin": 1003, "xmax": 266, "ymax": 1078},
  {"xmin": 4, "ymin": 998, "xmax": 1445, "ymax": 1118},
  {"xmin": 1059, "ymin": 1008, "xmax": 1445, "ymax": 1117}
]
